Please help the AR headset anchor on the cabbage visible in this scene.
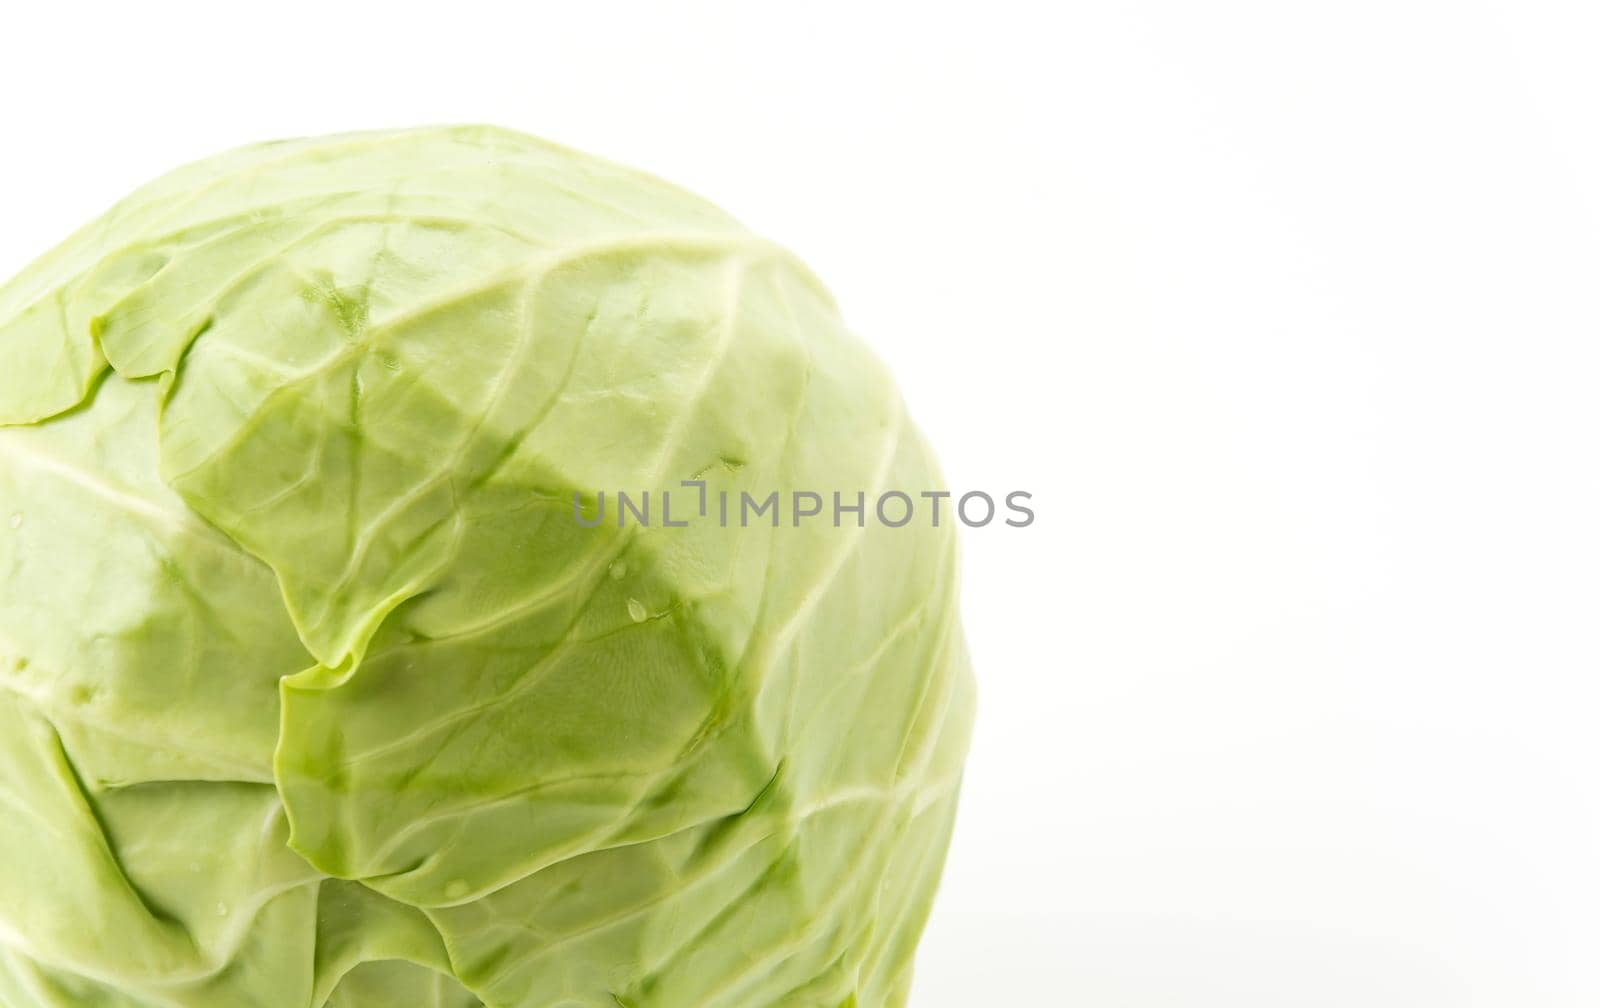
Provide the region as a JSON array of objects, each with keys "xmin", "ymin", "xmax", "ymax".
[{"xmin": 0, "ymin": 126, "xmax": 974, "ymax": 1008}]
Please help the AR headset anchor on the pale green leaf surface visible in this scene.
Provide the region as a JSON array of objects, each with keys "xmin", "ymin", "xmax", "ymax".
[{"xmin": 0, "ymin": 126, "xmax": 972, "ymax": 1008}]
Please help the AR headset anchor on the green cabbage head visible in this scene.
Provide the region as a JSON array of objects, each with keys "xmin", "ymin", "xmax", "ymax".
[{"xmin": 0, "ymin": 126, "xmax": 973, "ymax": 1008}]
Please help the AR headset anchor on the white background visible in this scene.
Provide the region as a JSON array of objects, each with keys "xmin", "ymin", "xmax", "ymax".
[{"xmin": 5, "ymin": 2, "xmax": 1600, "ymax": 1005}]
